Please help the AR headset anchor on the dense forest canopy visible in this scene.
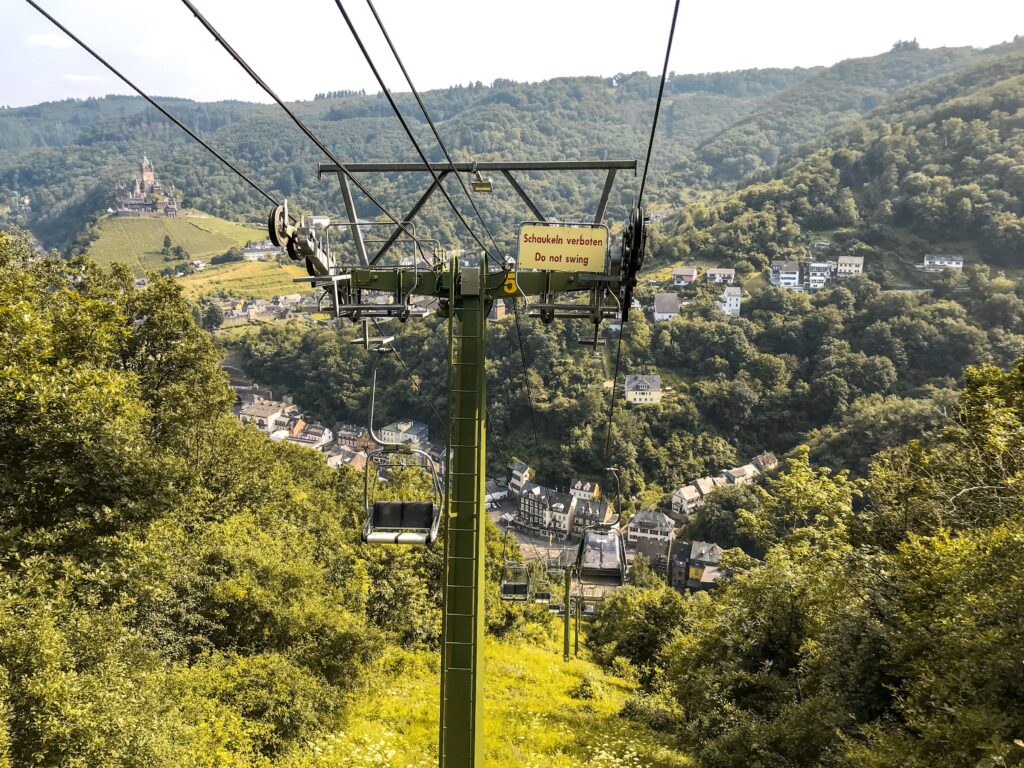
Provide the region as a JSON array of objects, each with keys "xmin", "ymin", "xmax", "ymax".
[
  {"xmin": 2, "ymin": 30, "xmax": 1024, "ymax": 768},
  {"xmin": 2, "ymin": 38, "xmax": 1022, "ymax": 256}
]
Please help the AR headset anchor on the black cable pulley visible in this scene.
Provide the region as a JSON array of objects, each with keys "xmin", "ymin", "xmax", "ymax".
[{"xmin": 618, "ymin": 204, "xmax": 647, "ymax": 322}]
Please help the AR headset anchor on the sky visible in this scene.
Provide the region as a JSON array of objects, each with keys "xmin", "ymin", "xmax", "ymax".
[{"xmin": 1, "ymin": 0, "xmax": 1022, "ymax": 108}]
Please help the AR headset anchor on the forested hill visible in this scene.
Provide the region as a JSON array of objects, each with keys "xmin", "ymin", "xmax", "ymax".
[
  {"xmin": 1, "ymin": 38, "xmax": 1020, "ymax": 252},
  {"xmin": 656, "ymin": 45, "xmax": 1024, "ymax": 275},
  {"xmin": 691, "ymin": 39, "xmax": 1024, "ymax": 182},
  {"xmin": 0, "ymin": 71, "xmax": 789, "ymax": 250}
]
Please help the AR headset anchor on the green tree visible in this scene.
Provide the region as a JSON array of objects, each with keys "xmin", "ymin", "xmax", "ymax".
[{"xmin": 202, "ymin": 302, "xmax": 225, "ymax": 330}]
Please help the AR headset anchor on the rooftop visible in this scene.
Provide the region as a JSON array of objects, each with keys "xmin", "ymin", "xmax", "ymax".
[
  {"xmin": 653, "ymin": 293, "xmax": 681, "ymax": 315},
  {"xmin": 628, "ymin": 508, "xmax": 674, "ymax": 530},
  {"xmin": 624, "ymin": 374, "xmax": 662, "ymax": 391},
  {"xmin": 690, "ymin": 540, "xmax": 723, "ymax": 564},
  {"xmin": 772, "ymin": 260, "xmax": 800, "ymax": 271}
]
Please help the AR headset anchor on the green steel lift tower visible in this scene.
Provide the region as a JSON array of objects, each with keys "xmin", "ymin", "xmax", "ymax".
[{"xmin": 268, "ymin": 159, "xmax": 645, "ymax": 768}]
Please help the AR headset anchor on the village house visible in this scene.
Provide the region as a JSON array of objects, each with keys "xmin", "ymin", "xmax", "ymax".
[
  {"xmin": 670, "ymin": 474, "xmax": 726, "ymax": 519},
  {"xmin": 288, "ymin": 423, "xmax": 333, "ymax": 450},
  {"xmin": 668, "ymin": 546, "xmax": 689, "ymax": 593},
  {"xmin": 919, "ymin": 254, "xmax": 965, "ymax": 272},
  {"xmin": 671, "ymin": 266, "xmax": 698, "ymax": 287},
  {"xmin": 380, "ymin": 420, "xmax": 429, "ymax": 448},
  {"xmin": 485, "ymin": 480, "xmax": 509, "ymax": 504},
  {"xmin": 694, "ymin": 475, "xmax": 726, "ymax": 497},
  {"xmin": 671, "ymin": 484, "xmax": 702, "ymax": 521},
  {"xmin": 652, "ymin": 293, "xmax": 680, "ymax": 322},
  {"xmin": 705, "ymin": 267, "xmax": 736, "ymax": 285},
  {"xmin": 721, "ymin": 463, "xmax": 760, "ymax": 486},
  {"xmin": 770, "ymin": 259, "xmax": 802, "ymax": 289},
  {"xmin": 333, "ymin": 423, "xmax": 372, "ymax": 450},
  {"xmin": 717, "ymin": 286, "xmax": 742, "ymax": 317},
  {"xmin": 626, "ymin": 508, "xmax": 675, "ymax": 550},
  {"xmin": 687, "ymin": 540, "xmax": 724, "ymax": 591},
  {"xmin": 324, "ymin": 446, "xmax": 367, "ymax": 470},
  {"xmin": 571, "ymin": 498, "xmax": 611, "ymax": 540},
  {"xmin": 752, "ymin": 452, "xmax": 779, "ymax": 473},
  {"xmin": 569, "ymin": 479, "xmax": 601, "ymax": 501},
  {"xmin": 488, "ymin": 299, "xmax": 507, "ymax": 321},
  {"xmin": 624, "ymin": 374, "xmax": 663, "ymax": 404},
  {"xmin": 270, "ymin": 412, "xmax": 305, "ymax": 439},
  {"xmin": 836, "ymin": 255, "xmax": 864, "ymax": 278},
  {"xmin": 517, "ymin": 483, "xmax": 577, "ymax": 540},
  {"xmin": 806, "ymin": 260, "xmax": 837, "ymax": 291},
  {"xmin": 237, "ymin": 397, "xmax": 296, "ymax": 434},
  {"xmin": 509, "ymin": 460, "xmax": 533, "ymax": 497}
]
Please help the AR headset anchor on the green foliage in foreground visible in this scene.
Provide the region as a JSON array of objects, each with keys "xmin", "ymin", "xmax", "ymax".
[
  {"xmin": 278, "ymin": 638, "xmax": 691, "ymax": 768},
  {"xmin": 587, "ymin": 363, "xmax": 1024, "ymax": 767},
  {"xmin": 0, "ymin": 229, "xmax": 588, "ymax": 766}
]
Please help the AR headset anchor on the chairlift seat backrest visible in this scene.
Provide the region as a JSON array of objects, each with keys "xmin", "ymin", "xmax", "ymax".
[
  {"xmin": 363, "ymin": 500, "xmax": 441, "ymax": 545},
  {"xmin": 374, "ymin": 501, "xmax": 434, "ymax": 529}
]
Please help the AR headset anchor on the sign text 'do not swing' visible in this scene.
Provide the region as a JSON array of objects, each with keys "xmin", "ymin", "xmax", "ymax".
[{"xmin": 517, "ymin": 222, "xmax": 609, "ymax": 273}]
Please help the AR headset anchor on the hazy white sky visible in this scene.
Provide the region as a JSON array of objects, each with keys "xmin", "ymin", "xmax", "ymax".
[{"xmin": 2, "ymin": 0, "xmax": 1022, "ymax": 107}]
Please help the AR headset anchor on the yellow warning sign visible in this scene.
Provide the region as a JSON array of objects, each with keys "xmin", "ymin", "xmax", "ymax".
[{"xmin": 517, "ymin": 222, "xmax": 608, "ymax": 273}]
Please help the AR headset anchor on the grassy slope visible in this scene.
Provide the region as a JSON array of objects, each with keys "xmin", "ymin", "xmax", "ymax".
[
  {"xmin": 178, "ymin": 259, "xmax": 309, "ymax": 301},
  {"xmin": 290, "ymin": 633, "xmax": 691, "ymax": 768},
  {"xmin": 87, "ymin": 214, "xmax": 264, "ymax": 275}
]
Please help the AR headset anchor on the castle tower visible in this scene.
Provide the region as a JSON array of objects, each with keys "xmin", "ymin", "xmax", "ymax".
[{"xmin": 140, "ymin": 155, "xmax": 155, "ymax": 193}]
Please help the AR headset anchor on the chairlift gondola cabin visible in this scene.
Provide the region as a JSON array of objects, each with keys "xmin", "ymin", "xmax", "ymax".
[
  {"xmin": 362, "ymin": 445, "xmax": 443, "ymax": 544},
  {"xmin": 500, "ymin": 561, "xmax": 530, "ymax": 602},
  {"xmin": 575, "ymin": 526, "xmax": 627, "ymax": 588},
  {"xmin": 533, "ymin": 591, "xmax": 551, "ymax": 605}
]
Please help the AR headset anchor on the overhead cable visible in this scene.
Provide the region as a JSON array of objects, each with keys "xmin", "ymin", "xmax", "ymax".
[
  {"xmin": 637, "ymin": 0, "xmax": 682, "ymax": 207},
  {"xmin": 23, "ymin": 0, "xmax": 281, "ymax": 211},
  {"xmin": 347, "ymin": 0, "xmax": 542, "ymax": 456},
  {"xmin": 179, "ymin": 0, "xmax": 436, "ymax": 260},
  {"xmin": 604, "ymin": 0, "xmax": 681, "ymax": 469}
]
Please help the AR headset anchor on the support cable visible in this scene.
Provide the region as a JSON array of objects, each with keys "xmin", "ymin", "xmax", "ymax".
[
  {"xmin": 358, "ymin": 0, "xmax": 508, "ymax": 264},
  {"xmin": 179, "ymin": 0, "xmax": 437, "ymax": 260},
  {"xmin": 346, "ymin": 0, "xmax": 542, "ymax": 458},
  {"xmin": 331, "ymin": 0, "xmax": 505, "ymax": 271},
  {"xmin": 637, "ymin": 0, "xmax": 682, "ymax": 208},
  {"xmin": 24, "ymin": 0, "xmax": 281, "ymax": 212},
  {"xmin": 603, "ymin": 0, "xmax": 681, "ymax": 469},
  {"xmin": 372, "ymin": 318, "xmax": 448, "ymax": 441}
]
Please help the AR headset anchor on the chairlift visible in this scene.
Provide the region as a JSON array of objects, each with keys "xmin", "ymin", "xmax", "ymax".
[
  {"xmin": 500, "ymin": 562, "xmax": 530, "ymax": 602},
  {"xmin": 533, "ymin": 591, "xmax": 551, "ymax": 605},
  {"xmin": 575, "ymin": 525, "xmax": 627, "ymax": 588},
  {"xmin": 499, "ymin": 529, "xmax": 531, "ymax": 602},
  {"xmin": 361, "ymin": 350, "xmax": 443, "ymax": 545}
]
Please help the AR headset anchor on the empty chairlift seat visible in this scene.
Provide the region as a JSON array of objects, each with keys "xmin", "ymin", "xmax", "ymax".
[
  {"xmin": 576, "ymin": 528, "xmax": 627, "ymax": 588},
  {"xmin": 363, "ymin": 500, "xmax": 441, "ymax": 545},
  {"xmin": 500, "ymin": 562, "xmax": 530, "ymax": 602}
]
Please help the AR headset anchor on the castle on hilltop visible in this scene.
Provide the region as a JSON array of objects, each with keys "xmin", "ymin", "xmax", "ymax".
[{"xmin": 115, "ymin": 156, "xmax": 178, "ymax": 217}]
